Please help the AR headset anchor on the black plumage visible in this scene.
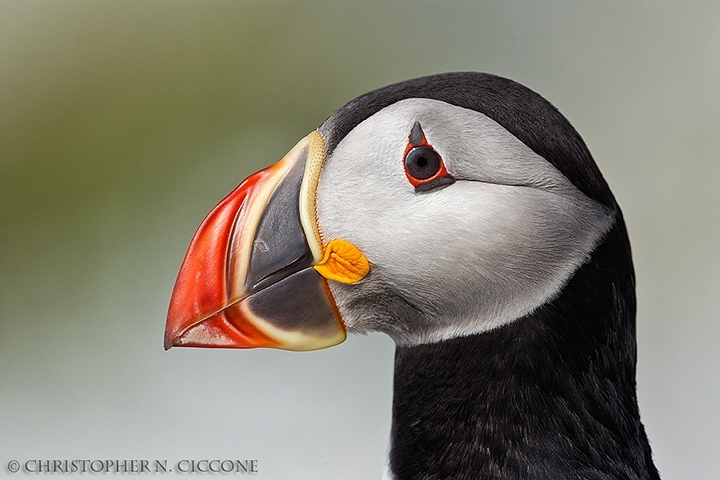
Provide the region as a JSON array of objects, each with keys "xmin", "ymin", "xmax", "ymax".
[
  {"xmin": 319, "ymin": 73, "xmax": 659, "ymax": 479},
  {"xmin": 390, "ymin": 219, "xmax": 658, "ymax": 479}
]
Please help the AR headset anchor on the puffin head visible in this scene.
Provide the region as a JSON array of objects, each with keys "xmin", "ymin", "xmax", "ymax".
[
  {"xmin": 164, "ymin": 73, "xmax": 661, "ymax": 479},
  {"xmin": 164, "ymin": 72, "xmax": 618, "ymax": 352}
]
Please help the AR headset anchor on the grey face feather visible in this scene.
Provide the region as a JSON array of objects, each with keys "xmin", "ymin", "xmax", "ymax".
[{"xmin": 316, "ymin": 98, "xmax": 614, "ymax": 346}]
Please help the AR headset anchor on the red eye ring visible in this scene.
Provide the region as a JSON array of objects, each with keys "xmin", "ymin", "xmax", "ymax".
[{"xmin": 403, "ymin": 122, "xmax": 454, "ymax": 192}]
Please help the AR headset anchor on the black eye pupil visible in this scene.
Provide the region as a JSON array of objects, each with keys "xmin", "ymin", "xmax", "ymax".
[{"xmin": 405, "ymin": 146, "xmax": 440, "ymax": 180}]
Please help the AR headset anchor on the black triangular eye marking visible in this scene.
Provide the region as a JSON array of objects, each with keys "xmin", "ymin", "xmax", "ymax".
[{"xmin": 409, "ymin": 121, "xmax": 425, "ymax": 146}]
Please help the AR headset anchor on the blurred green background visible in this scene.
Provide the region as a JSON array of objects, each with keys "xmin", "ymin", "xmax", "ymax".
[{"xmin": 1, "ymin": 1, "xmax": 718, "ymax": 478}]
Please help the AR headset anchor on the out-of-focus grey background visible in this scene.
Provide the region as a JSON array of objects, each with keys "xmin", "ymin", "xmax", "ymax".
[{"xmin": 1, "ymin": 1, "xmax": 718, "ymax": 478}]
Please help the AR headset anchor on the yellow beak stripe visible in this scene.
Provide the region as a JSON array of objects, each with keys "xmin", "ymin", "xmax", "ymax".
[
  {"xmin": 314, "ymin": 239, "xmax": 370, "ymax": 284},
  {"xmin": 298, "ymin": 130, "xmax": 328, "ymax": 263}
]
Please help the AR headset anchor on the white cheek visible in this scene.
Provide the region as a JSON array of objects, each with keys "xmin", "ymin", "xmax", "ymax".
[{"xmin": 315, "ymin": 99, "xmax": 614, "ymax": 345}]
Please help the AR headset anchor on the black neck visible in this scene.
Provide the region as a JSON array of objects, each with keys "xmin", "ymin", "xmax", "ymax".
[{"xmin": 389, "ymin": 218, "xmax": 659, "ymax": 479}]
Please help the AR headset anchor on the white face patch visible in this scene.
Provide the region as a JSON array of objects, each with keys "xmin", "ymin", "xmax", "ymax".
[{"xmin": 316, "ymin": 98, "xmax": 614, "ymax": 346}]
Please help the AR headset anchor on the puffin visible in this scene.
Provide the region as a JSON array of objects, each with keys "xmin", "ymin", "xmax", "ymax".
[{"xmin": 164, "ymin": 72, "xmax": 660, "ymax": 479}]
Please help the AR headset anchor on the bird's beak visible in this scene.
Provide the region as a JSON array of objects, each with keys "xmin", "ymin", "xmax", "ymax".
[{"xmin": 164, "ymin": 131, "xmax": 368, "ymax": 351}]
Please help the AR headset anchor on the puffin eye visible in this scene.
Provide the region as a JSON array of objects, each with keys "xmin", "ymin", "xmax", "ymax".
[
  {"xmin": 405, "ymin": 146, "xmax": 441, "ymax": 181},
  {"xmin": 403, "ymin": 121, "xmax": 455, "ymax": 192}
]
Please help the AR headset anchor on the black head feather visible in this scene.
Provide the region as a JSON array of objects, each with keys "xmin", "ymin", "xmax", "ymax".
[{"xmin": 320, "ymin": 72, "xmax": 616, "ymax": 210}]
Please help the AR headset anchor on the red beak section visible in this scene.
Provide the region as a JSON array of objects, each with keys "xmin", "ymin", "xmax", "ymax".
[
  {"xmin": 165, "ymin": 133, "xmax": 346, "ymax": 351},
  {"xmin": 165, "ymin": 167, "xmax": 280, "ymax": 349}
]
